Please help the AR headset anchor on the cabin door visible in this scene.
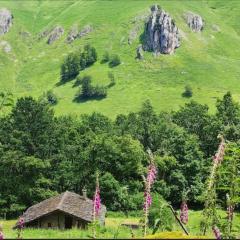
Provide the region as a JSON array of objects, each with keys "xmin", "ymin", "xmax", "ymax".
[{"xmin": 65, "ymin": 215, "xmax": 73, "ymax": 229}]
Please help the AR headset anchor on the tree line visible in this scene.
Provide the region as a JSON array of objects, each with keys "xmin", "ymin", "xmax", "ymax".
[{"xmin": 0, "ymin": 92, "xmax": 239, "ymax": 218}]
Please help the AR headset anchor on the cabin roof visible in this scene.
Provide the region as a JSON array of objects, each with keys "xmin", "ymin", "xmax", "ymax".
[{"xmin": 20, "ymin": 191, "xmax": 106, "ymax": 224}]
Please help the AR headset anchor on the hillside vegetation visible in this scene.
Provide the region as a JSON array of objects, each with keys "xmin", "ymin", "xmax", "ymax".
[{"xmin": 0, "ymin": 0, "xmax": 240, "ymax": 117}]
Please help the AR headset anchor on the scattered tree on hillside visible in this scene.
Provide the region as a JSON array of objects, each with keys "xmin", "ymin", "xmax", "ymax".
[
  {"xmin": 109, "ymin": 54, "xmax": 121, "ymax": 68},
  {"xmin": 182, "ymin": 85, "xmax": 193, "ymax": 98}
]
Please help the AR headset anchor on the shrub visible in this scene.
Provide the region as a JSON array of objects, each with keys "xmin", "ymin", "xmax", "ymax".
[
  {"xmin": 81, "ymin": 44, "xmax": 97, "ymax": 68},
  {"xmin": 46, "ymin": 90, "xmax": 58, "ymax": 105},
  {"xmin": 101, "ymin": 51, "xmax": 110, "ymax": 63},
  {"xmin": 76, "ymin": 75, "xmax": 107, "ymax": 100},
  {"xmin": 182, "ymin": 85, "xmax": 193, "ymax": 98},
  {"xmin": 60, "ymin": 53, "xmax": 80, "ymax": 82},
  {"xmin": 148, "ymin": 194, "xmax": 175, "ymax": 232},
  {"xmin": 108, "ymin": 72, "xmax": 116, "ymax": 87},
  {"xmin": 109, "ymin": 54, "xmax": 121, "ymax": 68}
]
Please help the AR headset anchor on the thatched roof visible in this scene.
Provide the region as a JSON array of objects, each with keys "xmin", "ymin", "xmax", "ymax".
[{"xmin": 19, "ymin": 191, "xmax": 106, "ymax": 225}]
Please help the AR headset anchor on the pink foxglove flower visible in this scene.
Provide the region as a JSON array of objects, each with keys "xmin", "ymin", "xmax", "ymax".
[
  {"xmin": 212, "ymin": 226, "xmax": 221, "ymax": 240},
  {"xmin": 227, "ymin": 205, "xmax": 234, "ymax": 221},
  {"xmin": 143, "ymin": 163, "xmax": 157, "ymax": 211},
  {"xmin": 0, "ymin": 231, "xmax": 3, "ymax": 240},
  {"xmin": 18, "ymin": 217, "xmax": 24, "ymax": 229},
  {"xmin": 180, "ymin": 201, "xmax": 188, "ymax": 224},
  {"xmin": 93, "ymin": 186, "xmax": 101, "ymax": 216}
]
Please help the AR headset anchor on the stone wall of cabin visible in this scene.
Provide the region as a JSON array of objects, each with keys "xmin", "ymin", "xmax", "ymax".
[{"xmin": 27, "ymin": 211, "xmax": 88, "ymax": 229}]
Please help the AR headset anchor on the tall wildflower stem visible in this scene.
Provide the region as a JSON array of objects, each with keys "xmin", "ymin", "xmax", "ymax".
[
  {"xmin": 92, "ymin": 170, "xmax": 101, "ymax": 239},
  {"xmin": 201, "ymin": 135, "xmax": 225, "ymax": 235},
  {"xmin": 143, "ymin": 150, "xmax": 157, "ymax": 237}
]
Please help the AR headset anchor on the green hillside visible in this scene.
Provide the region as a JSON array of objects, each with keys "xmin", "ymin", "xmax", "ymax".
[{"xmin": 0, "ymin": 0, "xmax": 240, "ymax": 117}]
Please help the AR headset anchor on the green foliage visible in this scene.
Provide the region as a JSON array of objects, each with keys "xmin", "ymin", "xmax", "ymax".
[
  {"xmin": 1, "ymin": 93, "xmax": 240, "ymax": 217},
  {"xmin": 148, "ymin": 194, "xmax": 174, "ymax": 232},
  {"xmin": 61, "ymin": 44, "xmax": 97, "ymax": 82},
  {"xmin": 108, "ymin": 72, "xmax": 116, "ymax": 87},
  {"xmin": 61, "ymin": 53, "xmax": 80, "ymax": 82},
  {"xmin": 101, "ymin": 51, "xmax": 110, "ymax": 64},
  {"xmin": 182, "ymin": 85, "xmax": 193, "ymax": 98},
  {"xmin": 109, "ymin": 54, "xmax": 121, "ymax": 68},
  {"xmin": 76, "ymin": 75, "xmax": 107, "ymax": 100},
  {"xmin": 0, "ymin": 91, "xmax": 14, "ymax": 113}
]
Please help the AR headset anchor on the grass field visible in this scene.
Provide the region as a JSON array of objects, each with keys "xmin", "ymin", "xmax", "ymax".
[
  {"xmin": 1, "ymin": 210, "xmax": 240, "ymax": 238},
  {"xmin": 0, "ymin": 0, "xmax": 240, "ymax": 117}
]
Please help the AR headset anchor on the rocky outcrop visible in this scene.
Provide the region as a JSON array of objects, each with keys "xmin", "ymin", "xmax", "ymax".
[
  {"xmin": 66, "ymin": 25, "xmax": 93, "ymax": 43},
  {"xmin": 185, "ymin": 12, "xmax": 204, "ymax": 32},
  {"xmin": 47, "ymin": 26, "xmax": 64, "ymax": 44},
  {"xmin": 66, "ymin": 25, "xmax": 79, "ymax": 43},
  {"xmin": 136, "ymin": 44, "xmax": 144, "ymax": 60},
  {"xmin": 0, "ymin": 8, "xmax": 13, "ymax": 35},
  {"xmin": 144, "ymin": 5, "xmax": 180, "ymax": 55},
  {"xmin": 78, "ymin": 25, "xmax": 92, "ymax": 38}
]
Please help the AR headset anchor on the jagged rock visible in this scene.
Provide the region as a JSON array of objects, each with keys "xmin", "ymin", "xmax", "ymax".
[
  {"xmin": 0, "ymin": 8, "xmax": 13, "ymax": 35},
  {"xmin": 66, "ymin": 25, "xmax": 79, "ymax": 43},
  {"xmin": 185, "ymin": 12, "xmax": 204, "ymax": 32},
  {"xmin": 0, "ymin": 40, "xmax": 11, "ymax": 53},
  {"xmin": 66, "ymin": 24, "xmax": 93, "ymax": 43},
  {"xmin": 136, "ymin": 44, "xmax": 144, "ymax": 60},
  {"xmin": 38, "ymin": 29, "xmax": 50, "ymax": 40},
  {"xmin": 78, "ymin": 25, "xmax": 93, "ymax": 38},
  {"xmin": 47, "ymin": 26, "xmax": 64, "ymax": 44},
  {"xmin": 144, "ymin": 5, "xmax": 180, "ymax": 55}
]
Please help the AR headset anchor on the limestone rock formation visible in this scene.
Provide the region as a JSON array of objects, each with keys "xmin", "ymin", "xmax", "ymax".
[
  {"xmin": 47, "ymin": 26, "xmax": 64, "ymax": 44},
  {"xmin": 144, "ymin": 5, "xmax": 180, "ymax": 55},
  {"xmin": 78, "ymin": 25, "xmax": 93, "ymax": 38},
  {"xmin": 136, "ymin": 44, "xmax": 144, "ymax": 60},
  {"xmin": 66, "ymin": 25, "xmax": 79, "ymax": 43},
  {"xmin": 185, "ymin": 12, "xmax": 204, "ymax": 32},
  {"xmin": 66, "ymin": 25, "xmax": 93, "ymax": 43},
  {"xmin": 0, "ymin": 8, "xmax": 13, "ymax": 35}
]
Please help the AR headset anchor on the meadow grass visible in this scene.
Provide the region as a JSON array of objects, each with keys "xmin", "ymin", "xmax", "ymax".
[
  {"xmin": 1, "ymin": 210, "xmax": 240, "ymax": 238},
  {"xmin": 0, "ymin": 1, "xmax": 240, "ymax": 118}
]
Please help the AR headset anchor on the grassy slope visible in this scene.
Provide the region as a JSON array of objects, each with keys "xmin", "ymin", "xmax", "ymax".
[
  {"xmin": 1, "ymin": 211, "xmax": 240, "ymax": 238},
  {"xmin": 0, "ymin": 0, "xmax": 240, "ymax": 117}
]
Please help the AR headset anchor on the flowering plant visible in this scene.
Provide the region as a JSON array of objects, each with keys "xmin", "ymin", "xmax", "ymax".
[
  {"xmin": 143, "ymin": 150, "xmax": 157, "ymax": 236},
  {"xmin": 180, "ymin": 201, "xmax": 188, "ymax": 225},
  {"xmin": 212, "ymin": 225, "xmax": 221, "ymax": 240},
  {"xmin": 0, "ymin": 231, "xmax": 3, "ymax": 240},
  {"xmin": 17, "ymin": 217, "xmax": 24, "ymax": 239},
  {"xmin": 92, "ymin": 171, "xmax": 101, "ymax": 238}
]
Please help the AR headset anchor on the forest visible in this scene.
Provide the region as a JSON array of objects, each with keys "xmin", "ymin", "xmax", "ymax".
[{"xmin": 0, "ymin": 92, "xmax": 239, "ymax": 219}]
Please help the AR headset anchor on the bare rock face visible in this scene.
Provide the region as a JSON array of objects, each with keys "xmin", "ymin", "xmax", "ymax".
[
  {"xmin": 185, "ymin": 12, "xmax": 204, "ymax": 32},
  {"xmin": 47, "ymin": 26, "xmax": 64, "ymax": 44},
  {"xmin": 144, "ymin": 5, "xmax": 180, "ymax": 55},
  {"xmin": 78, "ymin": 25, "xmax": 93, "ymax": 38},
  {"xmin": 66, "ymin": 25, "xmax": 93, "ymax": 43},
  {"xmin": 136, "ymin": 44, "xmax": 144, "ymax": 60},
  {"xmin": 66, "ymin": 25, "xmax": 79, "ymax": 43},
  {"xmin": 0, "ymin": 8, "xmax": 13, "ymax": 35}
]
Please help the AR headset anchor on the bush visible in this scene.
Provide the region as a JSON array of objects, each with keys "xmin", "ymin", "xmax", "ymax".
[
  {"xmin": 46, "ymin": 90, "xmax": 58, "ymax": 105},
  {"xmin": 81, "ymin": 44, "xmax": 97, "ymax": 68},
  {"xmin": 108, "ymin": 72, "xmax": 116, "ymax": 87},
  {"xmin": 109, "ymin": 54, "xmax": 121, "ymax": 67},
  {"xmin": 60, "ymin": 53, "xmax": 80, "ymax": 82},
  {"xmin": 148, "ymin": 194, "xmax": 175, "ymax": 232},
  {"xmin": 101, "ymin": 51, "xmax": 110, "ymax": 63},
  {"xmin": 60, "ymin": 45, "xmax": 97, "ymax": 82},
  {"xmin": 182, "ymin": 85, "xmax": 193, "ymax": 98},
  {"xmin": 76, "ymin": 75, "xmax": 107, "ymax": 100}
]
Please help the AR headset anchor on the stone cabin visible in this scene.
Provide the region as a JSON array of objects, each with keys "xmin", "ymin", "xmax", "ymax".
[{"xmin": 15, "ymin": 191, "xmax": 106, "ymax": 229}]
